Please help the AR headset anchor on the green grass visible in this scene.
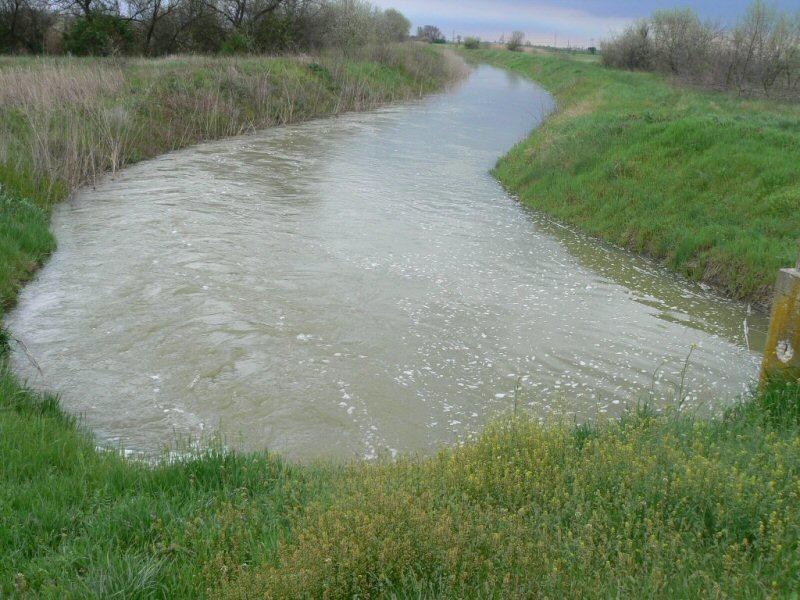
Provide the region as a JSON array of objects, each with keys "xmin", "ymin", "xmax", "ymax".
[
  {"xmin": 220, "ymin": 379, "xmax": 800, "ymax": 599},
  {"xmin": 5, "ymin": 354, "xmax": 799, "ymax": 597},
  {"xmin": 2, "ymin": 48, "xmax": 800, "ymax": 598},
  {"xmin": 0, "ymin": 363, "xmax": 332, "ymax": 597},
  {"xmin": 470, "ymin": 49, "xmax": 800, "ymax": 307}
]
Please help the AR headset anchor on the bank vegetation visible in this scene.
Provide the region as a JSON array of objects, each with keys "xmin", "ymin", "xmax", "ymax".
[
  {"xmin": 602, "ymin": 1, "xmax": 800, "ymax": 100},
  {"xmin": 1, "ymin": 4, "xmax": 799, "ymax": 599},
  {"xmin": 0, "ymin": 0, "xmax": 413, "ymax": 56},
  {"xmin": 474, "ymin": 48, "xmax": 800, "ymax": 306}
]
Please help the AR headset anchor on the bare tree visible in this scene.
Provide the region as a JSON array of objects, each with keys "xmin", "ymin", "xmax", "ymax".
[
  {"xmin": 602, "ymin": 0, "xmax": 800, "ymax": 98},
  {"xmin": 204, "ymin": 0, "xmax": 282, "ymax": 30},
  {"xmin": 416, "ymin": 24, "xmax": 441, "ymax": 43},
  {"xmin": 57, "ymin": 0, "xmax": 113, "ymax": 20},
  {"xmin": 601, "ymin": 20, "xmax": 653, "ymax": 70},
  {"xmin": 123, "ymin": 0, "xmax": 179, "ymax": 52},
  {"xmin": 506, "ymin": 30, "xmax": 524, "ymax": 51},
  {"xmin": 651, "ymin": 8, "xmax": 715, "ymax": 74}
]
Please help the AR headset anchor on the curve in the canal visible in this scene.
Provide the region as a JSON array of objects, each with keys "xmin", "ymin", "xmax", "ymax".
[{"xmin": 6, "ymin": 65, "xmax": 766, "ymax": 460}]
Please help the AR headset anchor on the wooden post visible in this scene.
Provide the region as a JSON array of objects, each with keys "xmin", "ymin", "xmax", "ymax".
[{"xmin": 761, "ymin": 245, "xmax": 800, "ymax": 379}]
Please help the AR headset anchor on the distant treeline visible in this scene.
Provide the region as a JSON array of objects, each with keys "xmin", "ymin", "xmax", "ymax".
[
  {"xmin": 0, "ymin": 0, "xmax": 411, "ymax": 56},
  {"xmin": 602, "ymin": 0, "xmax": 800, "ymax": 98}
]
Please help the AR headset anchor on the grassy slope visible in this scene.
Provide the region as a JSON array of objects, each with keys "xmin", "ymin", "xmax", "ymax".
[
  {"xmin": 473, "ymin": 49, "xmax": 800, "ymax": 307},
  {"xmin": 1, "ymin": 372, "xmax": 328, "ymax": 597},
  {"xmin": 223, "ymin": 383, "xmax": 800, "ymax": 598},
  {"xmin": 0, "ymin": 47, "xmax": 455, "ymax": 598}
]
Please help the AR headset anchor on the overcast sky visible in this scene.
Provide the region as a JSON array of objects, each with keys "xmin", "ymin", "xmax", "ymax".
[{"xmin": 372, "ymin": 0, "xmax": 799, "ymax": 46}]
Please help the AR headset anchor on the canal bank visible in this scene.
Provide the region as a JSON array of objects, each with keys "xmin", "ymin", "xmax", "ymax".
[
  {"xmin": 0, "ymin": 46, "xmax": 464, "ymax": 596},
  {"xmin": 471, "ymin": 49, "xmax": 800, "ymax": 309}
]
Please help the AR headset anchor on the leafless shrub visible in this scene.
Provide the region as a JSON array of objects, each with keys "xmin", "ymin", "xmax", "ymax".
[
  {"xmin": 506, "ymin": 31, "xmax": 524, "ymax": 52},
  {"xmin": 650, "ymin": 8, "xmax": 718, "ymax": 75},
  {"xmin": 602, "ymin": 1, "xmax": 800, "ymax": 99},
  {"xmin": 601, "ymin": 20, "xmax": 653, "ymax": 70}
]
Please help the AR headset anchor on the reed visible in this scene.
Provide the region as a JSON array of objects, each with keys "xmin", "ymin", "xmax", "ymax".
[{"xmin": 0, "ymin": 45, "xmax": 463, "ymax": 208}]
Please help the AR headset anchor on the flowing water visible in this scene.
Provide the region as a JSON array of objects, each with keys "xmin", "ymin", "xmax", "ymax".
[{"xmin": 7, "ymin": 65, "xmax": 767, "ymax": 460}]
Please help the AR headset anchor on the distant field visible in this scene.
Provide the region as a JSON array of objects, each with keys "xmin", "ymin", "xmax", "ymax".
[{"xmin": 472, "ymin": 49, "xmax": 800, "ymax": 308}]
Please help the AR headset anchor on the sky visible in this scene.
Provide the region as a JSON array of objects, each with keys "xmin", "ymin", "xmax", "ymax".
[{"xmin": 371, "ymin": 0, "xmax": 800, "ymax": 47}]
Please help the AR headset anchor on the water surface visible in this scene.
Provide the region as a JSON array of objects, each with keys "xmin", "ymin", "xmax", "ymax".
[{"xmin": 7, "ymin": 65, "xmax": 766, "ymax": 460}]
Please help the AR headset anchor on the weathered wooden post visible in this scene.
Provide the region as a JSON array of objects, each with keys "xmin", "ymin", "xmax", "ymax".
[{"xmin": 761, "ymin": 246, "xmax": 800, "ymax": 379}]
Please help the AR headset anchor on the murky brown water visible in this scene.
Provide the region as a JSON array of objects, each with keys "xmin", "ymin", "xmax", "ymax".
[{"xmin": 7, "ymin": 65, "xmax": 767, "ymax": 460}]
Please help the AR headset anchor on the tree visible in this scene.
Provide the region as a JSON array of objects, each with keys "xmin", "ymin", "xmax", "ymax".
[
  {"xmin": 463, "ymin": 36, "xmax": 480, "ymax": 49},
  {"xmin": 506, "ymin": 30, "xmax": 524, "ymax": 51},
  {"xmin": 126, "ymin": 0, "xmax": 179, "ymax": 53},
  {"xmin": 0, "ymin": 0, "xmax": 54, "ymax": 52},
  {"xmin": 380, "ymin": 7, "xmax": 408, "ymax": 42},
  {"xmin": 650, "ymin": 8, "xmax": 714, "ymax": 75},
  {"xmin": 601, "ymin": 20, "xmax": 653, "ymax": 70},
  {"xmin": 416, "ymin": 24, "xmax": 441, "ymax": 43},
  {"xmin": 205, "ymin": 0, "xmax": 283, "ymax": 31},
  {"xmin": 63, "ymin": 13, "xmax": 134, "ymax": 54},
  {"xmin": 57, "ymin": 0, "xmax": 115, "ymax": 21},
  {"xmin": 0, "ymin": 0, "xmax": 419, "ymax": 55}
]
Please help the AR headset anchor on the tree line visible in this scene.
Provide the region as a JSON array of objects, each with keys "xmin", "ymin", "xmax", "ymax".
[
  {"xmin": 601, "ymin": 0, "xmax": 800, "ymax": 98},
  {"xmin": 0, "ymin": 0, "xmax": 412, "ymax": 55}
]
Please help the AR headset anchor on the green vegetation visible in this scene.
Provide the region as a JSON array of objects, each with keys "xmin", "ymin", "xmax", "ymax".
[
  {"xmin": 1, "ymin": 372, "xmax": 328, "ymax": 597},
  {"xmin": 463, "ymin": 36, "xmax": 481, "ymax": 50},
  {"xmin": 4, "ymin": 348, "xmax": 800, "ymax": 597},
  {"xmin": 2, "ymin": 45, "xmax": 800, "ymax": 599},
  {"xmin": 221, "ymin": 379, "xmax": 800, "ymax": 598},
  {"xmin": 473, "ymin": 49, "xmax": 800, "ymax": 307},
  {"xmin": 0, "ymin": 0, "xmax": 413, "ymax": 58}
]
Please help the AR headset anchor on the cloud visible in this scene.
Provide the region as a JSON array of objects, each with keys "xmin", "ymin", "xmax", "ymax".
[{"xmin": 371, "ymin": 0, "xmax": 634, "ymax": 43}]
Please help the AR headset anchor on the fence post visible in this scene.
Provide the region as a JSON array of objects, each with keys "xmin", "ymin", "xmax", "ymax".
[{"xmin": 761, "ymin": 247, "xmax": 800, "ymax": 379}]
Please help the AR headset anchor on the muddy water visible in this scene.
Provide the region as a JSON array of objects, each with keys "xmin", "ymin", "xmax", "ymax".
[{"xmin": 7, "ymin": 65, "xmax": 767, "ymax": 460}]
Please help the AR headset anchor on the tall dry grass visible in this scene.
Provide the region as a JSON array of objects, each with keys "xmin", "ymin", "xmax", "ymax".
[{"xmin": 0, "ymin": 45, "xmax": 464, "ymax": 206}]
